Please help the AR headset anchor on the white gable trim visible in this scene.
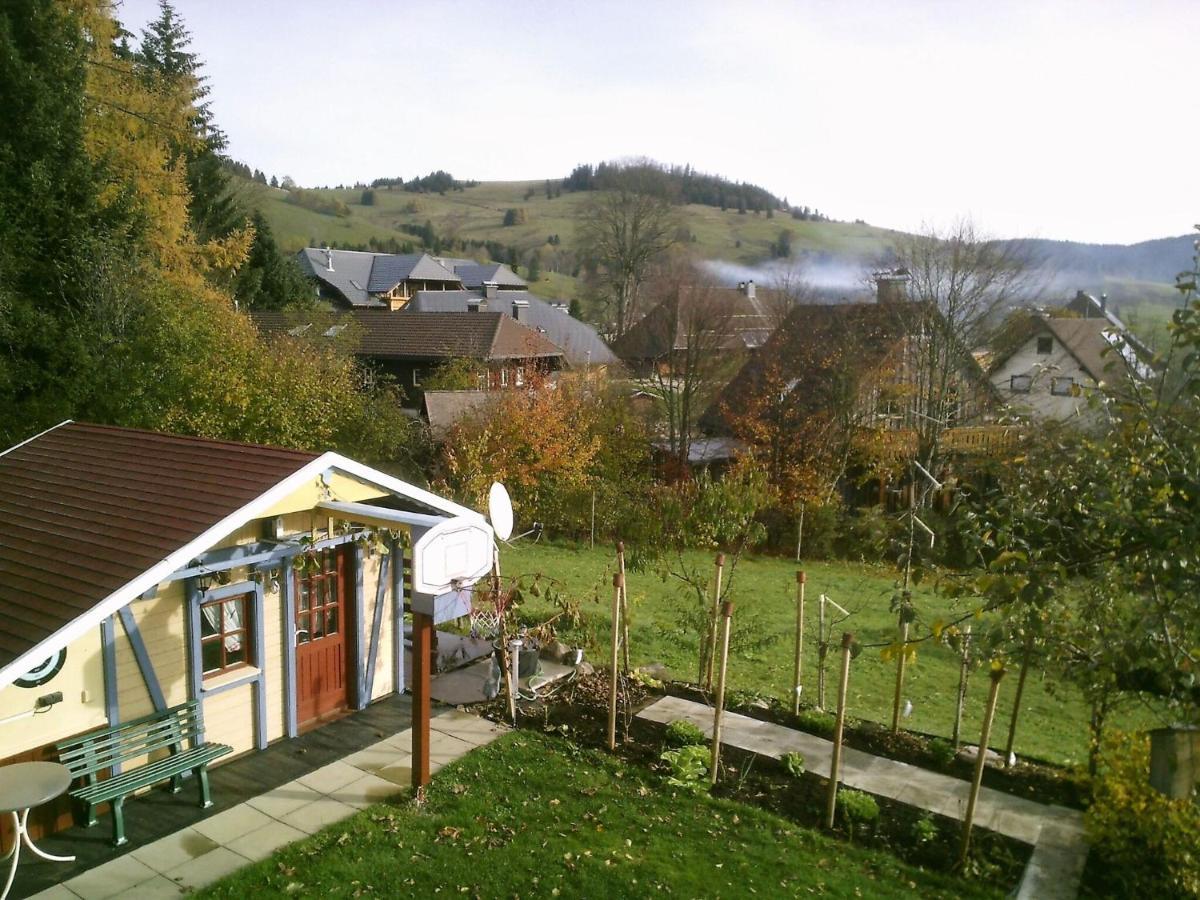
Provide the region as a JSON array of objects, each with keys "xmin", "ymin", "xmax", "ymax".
[{"xmin": 0, "ymin": 451, "xmax": 486, "ymax": 691}]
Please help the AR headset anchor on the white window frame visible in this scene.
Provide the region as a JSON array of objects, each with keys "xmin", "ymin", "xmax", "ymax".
[
  {"xmin": 515, "ymin": 366, "xmax": 525, "ymax": 387},
  {"xmin": 500, "ymin": 367, "xmax": 509, "ymax": 388},
  {"xmin": 412, "ymin": 368, "xmax": 422, "ymax": 387}
]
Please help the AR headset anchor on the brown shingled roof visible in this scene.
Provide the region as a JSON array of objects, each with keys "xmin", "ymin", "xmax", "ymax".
[
  {"xmin": 0, "ymin": 422, "xmax": 318, "ymax": 672},
  {"xmin": 253, "ymin": 310, "xmax": 565, "ymax": 362}
]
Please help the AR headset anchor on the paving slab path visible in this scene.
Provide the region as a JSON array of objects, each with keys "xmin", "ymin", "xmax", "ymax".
[
  {"xmin": 28, "ymin": 708, "xmax": 507, "ymax": 900},
  {"xmin": 638, "ymin": 695, "xmax": 1087, "ymax": 900}
]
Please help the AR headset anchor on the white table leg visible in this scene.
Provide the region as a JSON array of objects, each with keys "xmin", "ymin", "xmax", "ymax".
[
  {"xmin": 1, "ymin": 810, "xmax": 20, "ymax": 900},
  {"xmin": 18, "ymin": 810, "xmax": 74, "ymax": 863}
]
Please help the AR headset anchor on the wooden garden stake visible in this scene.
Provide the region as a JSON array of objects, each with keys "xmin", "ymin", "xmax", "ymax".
[
  {"xmin": 824, "ymin": 632, "xmax": 854, "ymax": 830},
  {"xmin": 1004, "ymin": 633, "xmax": 1034, "ymax": 767},
  {"xmin": 607, "ymin": 572, "xmax": 623, "ymax": 751},
  {"xmin": 791, "ymin": 571, "xmax": 807, "ymax": 715},
  {"xmin": 817, "ymin": 595, "xmax": 828, "ymax": 711},
  {"xmin": 617, "ymin": 541, "xmax": 631, "ymax": 675},
  {"xmin": 959, "ymin": 665, "xmax": 1006, "ymax": 867},
  {"xmin": 952, "ymin": 625, "xmax": 972, "ymax": 748},
  {"xmin": 704, "ymin": 553, "xmax": 726, "ymax": 691},
  {"xmin": 710, "ymin": 600, "xmax": 735, "ymax": 785},
  {"xmin": 890, "ymin": 592, "xmax": 911, "ymax": 733}
]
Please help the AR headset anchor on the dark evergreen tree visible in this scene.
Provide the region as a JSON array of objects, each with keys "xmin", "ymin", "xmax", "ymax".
[{"xmin": 234, "ymin": 211, "xmax": 314, "ymax": 310}]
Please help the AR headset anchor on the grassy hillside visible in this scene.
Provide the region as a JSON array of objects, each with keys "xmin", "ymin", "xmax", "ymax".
[{"xmin": 246, "ymin": 177, "xmax": 898, "ymax": 288}]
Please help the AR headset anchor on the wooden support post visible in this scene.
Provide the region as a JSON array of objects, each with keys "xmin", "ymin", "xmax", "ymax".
[
  {"xmin": 704, "ymin": 554, "xmax": 725, "ymax": 691},
  {"xmin": 608, "ymin": 572, "xmax": 623, "ymax": 751},
  {"xmin": 791, "ymin": 571, "xmax": 806, "ymax": 715},
  {"xmin": 617, "ymin": 541, "xmax": 631, "ymax": 675},
  {"xmin": 710, "ymin": 600, "xmax": 735, "ymax": 785},
  {"xmin": 952, "ymin": 625, "xmax": 972, "ymax": 748},
  {"xmin": 817, "ymin": 595, "xmax": 828, "ymax": 711},
  {"xmin": 411, "ymin": 611, "xmax": 433, "ymax": 792},
  {"xmin": 959, "ymin": 665, "xmax": 1006, "ymax": 866},
  {"xmin": 825, "ymin": 632, "xmax": 854, "ymax": 830},
  {"xmin": 1004, "ymin": 633, "xmax": 1034, "ymax": 767},
  {"xmin": 890, "ymin": 597, "xmax": 910, "ymax": 733}
]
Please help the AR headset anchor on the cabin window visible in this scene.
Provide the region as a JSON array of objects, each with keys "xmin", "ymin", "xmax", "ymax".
[
  {"xmin": 1036, "ymin": 336, "xmax": 1053, "ymax": 355},
  {"xmin": 515, "ymin": 366, "xmax": 525, "ymax": 387},
  {"xmin": 200, "ymin": 594, "xmax": 252, "ymax": 676},
  {"xmin": 1010, "ymin": 374, "xmax": 1033, "ymax": 393},
  {"xmin": 1051, "ymin": 376, "xmax": 1075, "ymax": 396},
  {"xmin": 296, "ymin": 550, "xmax": 340, "ymax": 644},
  {"xmin": 412, "ymin": 368, "xmax": 422, "ymax": 387},
  {"xmin": 500, "ymin": 367, "xmax": 509, "ymax": 387}
]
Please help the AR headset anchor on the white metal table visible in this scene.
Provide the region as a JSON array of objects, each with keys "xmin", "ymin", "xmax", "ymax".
[{"xmin": 0, "ymin": 762, "xmax": 75, "ymax": 900}]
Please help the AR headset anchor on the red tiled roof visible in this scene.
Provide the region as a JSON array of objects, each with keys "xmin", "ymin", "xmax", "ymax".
[{"xmin": 0, "ymin": 423, "xmax": 318, "ymax": 671}]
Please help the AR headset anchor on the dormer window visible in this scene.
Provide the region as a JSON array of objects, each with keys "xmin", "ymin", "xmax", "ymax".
[{"xmin": 1037, "ymin": 336, "xmax": 1053, "ymax": 355}]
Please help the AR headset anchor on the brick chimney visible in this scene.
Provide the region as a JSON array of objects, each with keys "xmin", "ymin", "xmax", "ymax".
[{"xmin": 874, "ymin": 268, "xmax": 910, "ymax": 304}]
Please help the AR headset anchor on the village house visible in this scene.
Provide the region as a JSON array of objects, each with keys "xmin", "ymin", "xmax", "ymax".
[
  {"xmin": 611, "ymin": 280, "xmax": 783, "ymax": 377},
  {"xmin": 987, "ymin": 304, "xmax": 1154, "ymax": 424},
  {"xmin": 252, "ymin": 310, "xmax": 565, "ymax": 406},
  {"xmin": 0, "ymin": 422, "xmax": 495, "ymax": 844}
]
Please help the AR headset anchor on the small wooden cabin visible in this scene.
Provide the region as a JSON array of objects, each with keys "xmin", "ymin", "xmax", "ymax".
[{"xmin": 0, "ymin": 422, "xmax": 493, "ymax": 837}]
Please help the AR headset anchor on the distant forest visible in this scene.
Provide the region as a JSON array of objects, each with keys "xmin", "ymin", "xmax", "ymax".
[{"xmin": 562, "ymin": 160, "xmax": 830, "ymax": 222}]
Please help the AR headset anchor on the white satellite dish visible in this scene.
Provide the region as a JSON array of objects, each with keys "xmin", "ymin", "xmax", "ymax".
[{"xmin": 488, "ymin": 482, "xmax": 514, "ymax": 541}]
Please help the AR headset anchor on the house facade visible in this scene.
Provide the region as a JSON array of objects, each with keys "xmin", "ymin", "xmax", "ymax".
[
  {"xmin": 988, "ymin": 313, "xmax": 1150, "ymax": 423},
  {"xmin": 0, "ymin": 422, "xmax": 494, "ymax": 837}
]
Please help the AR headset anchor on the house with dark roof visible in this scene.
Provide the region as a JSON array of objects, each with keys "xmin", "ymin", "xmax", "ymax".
[
  {"xmin": 253, "ymin": 310, "xmax": 564, "ymax": 404},
  {"xmin": 988, "ymin": 310, "xmax": 1153, "ymax": 423},
  {"xmin": 703, "ymin": 277, "xmax": 1000, "ymax": 495},
  {"xmin": 297, "ymin": 249, "xmax": 464, "ymax": 308},
  {"xmin": 404, "ymin": 289, "xmax": 616, "ymax": 368},
  {"xmin": 0, "ymin": 422, "xmax": 497, "ymax": 841},
  {"xmin": 611, "ymin": 280, "xmax": 783, "ymax": 376}
]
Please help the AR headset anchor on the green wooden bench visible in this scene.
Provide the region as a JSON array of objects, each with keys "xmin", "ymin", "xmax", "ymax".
[{"xmin": 56, "ymin": 701, "xmax": 232, "ymax": 847}]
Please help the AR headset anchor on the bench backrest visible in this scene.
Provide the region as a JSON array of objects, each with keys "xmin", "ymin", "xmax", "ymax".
[{"xmin": 56, "ymin": 701, "xmax": 205, "ymax": 779}]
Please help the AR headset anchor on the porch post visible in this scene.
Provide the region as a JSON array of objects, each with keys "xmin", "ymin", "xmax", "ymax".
[{"xmin": 411, "ymin": 610, "xmax": 433, "ymax": 790}]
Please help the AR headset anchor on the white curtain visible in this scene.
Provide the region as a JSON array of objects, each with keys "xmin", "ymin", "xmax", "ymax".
[{"xmin": 202, "ymin": 598, "xmax": 244, "ymax": 652}]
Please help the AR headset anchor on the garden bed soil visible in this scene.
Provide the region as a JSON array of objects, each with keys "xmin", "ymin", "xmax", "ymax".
[
  {"xmin": 662, "ymin": 682, "xmax": 1089, "ymax": 810},
  {"xmin": 473, "ymin": 671, "xmax": 1029, "ymax": 889}
]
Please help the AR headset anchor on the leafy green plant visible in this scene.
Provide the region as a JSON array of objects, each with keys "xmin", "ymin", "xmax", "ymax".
[
  {"xmin": 928, "ymin": 738, "xmax": 956, "ymax": 770},
  {"xmin": 660, "ymin": 744, "xmax": 711, "ymax": 794},
  {"xmin": 911, "ymin": 813, "xmax": 938, "ymax": 846},
  {"xmin": 1085, "ymin": 732, "xmax": 1200, "ymax": 897},
  {"xmin": 795, "ymin": 708, "xmax": 836, "ymax": 738},
  {"xmin": 664, "ymin": 719, "xmax": 707, "ymax": 748},
  {"xmin": 838, "ymin": 790, "xmax": 880, "ymax": 838},
  {"xmin": 781, "ymin": 751, "xmax": 806, "ymax": 779}
]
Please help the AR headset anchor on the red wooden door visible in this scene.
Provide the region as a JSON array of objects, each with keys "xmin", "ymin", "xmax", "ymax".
[{"xmin": 295, "ymin": 548, "xmax": 351, "ymax": 726}]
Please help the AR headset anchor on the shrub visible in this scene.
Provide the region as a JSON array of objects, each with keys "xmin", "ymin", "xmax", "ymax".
[
  {"xmin": 837, "ymin": 790, "xmax": 880, "ymax": 837},
  {"xmin": 795, "ymin": 708, "xmax": 836, "ymax": 738},
  {"xmin": 660, "ymin": 744, "xmax": 710, "ymax": 794},
  {"xmin": 911, "ymin": 813, "xmax": 938, "ymax": 846},
  {"xmin": 664, "ymin": 719, "xmax": 707, "ymax": 748},
  {"xmin": 928, "ymin": 738, "xmax": 957, "ymax": 770},
  {"xmin": 781, "ymin": 751, "xmax": 806, "ymax": 779},
  {"xmin": 1085, "ymin": 732, "xmax": 1200, "ymax": 897}
]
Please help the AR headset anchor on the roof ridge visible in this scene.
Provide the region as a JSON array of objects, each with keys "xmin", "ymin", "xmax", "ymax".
[{"xmin": 0, "ymin": 420, "xmax": 73, "ymax": 458}]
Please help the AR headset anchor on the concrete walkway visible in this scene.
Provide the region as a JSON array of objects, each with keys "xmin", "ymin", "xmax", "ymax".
[
  {"xmin": 30, "ymin": 709, "xmax": 506, "ymax": 900},
  {"xmin": 638, "ymin": 695, "xmax": 1087, "ymax": 900}
]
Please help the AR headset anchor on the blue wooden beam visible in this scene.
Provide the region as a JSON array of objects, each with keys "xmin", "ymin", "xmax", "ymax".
[
  {"xmin": 99, "ymin": 616, "xmax": 121, "ymax": 773},
  {"xmin": 364, "ymin": 553, "xmax": 390, "ymax": 702},
  {"xmin": 353, "ymin": 544, "xmax": 366, "ymax": 710},
  {"xmin": 116, "ymin": 605, "xmax": 167, "ymax": 713},
  {"xmin": 281, "ymin": 556, "xmax": 298, "ymax": 739},
  {"xmin": 251, "ymin": 581, "xmax": 268, "ymax": 750},
  {"xmin": 167, "ymin": 532, "xmax": 364, "ymax": 583},
  {"xmin": 184, "ymin": 578, "xmax": 205, "ymax": 742},
  {"xmin": 391, "ymin": 541, "xmax": 404, "ymax": 695}
]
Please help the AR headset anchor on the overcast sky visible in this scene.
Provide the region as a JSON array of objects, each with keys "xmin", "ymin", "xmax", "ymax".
[{"xmin": 116, "ymin": 0, "xmax": 1196, "ymax": 245}]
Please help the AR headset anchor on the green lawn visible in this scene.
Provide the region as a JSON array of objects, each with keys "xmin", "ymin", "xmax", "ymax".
[
  {"xmin": 502, "ymin": 543, "xmax": 1160, "ymax": 767},
  {"xmin": 198, "ymin": 732, "xmax": 1000, "ymax": 899}
]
